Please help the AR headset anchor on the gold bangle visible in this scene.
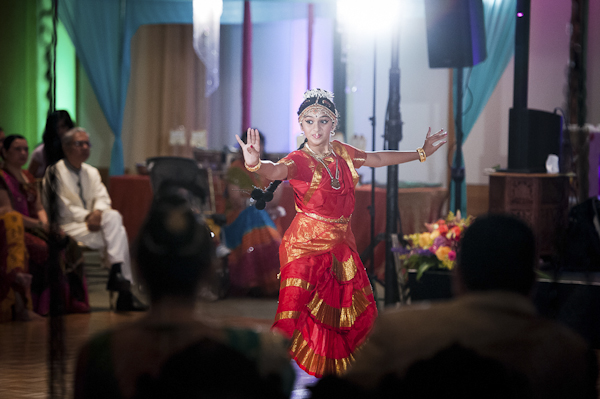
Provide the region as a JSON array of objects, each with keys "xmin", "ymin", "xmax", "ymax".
[
  {"xmin": 417, "ymin": 147, "xmax": 426, "ymax": 163},
  {"xmin": 245, "ymin": 161, "xmax": 262, "ymax": 172}
]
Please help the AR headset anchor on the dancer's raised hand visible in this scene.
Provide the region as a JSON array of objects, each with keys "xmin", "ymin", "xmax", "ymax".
[
  {"xmin": 422, "ymin": 128, "xmax": 448, "ymax": 156},
  {"xmin": 235, "ymin": 128, "xmax": 262, "ymax": 167}
]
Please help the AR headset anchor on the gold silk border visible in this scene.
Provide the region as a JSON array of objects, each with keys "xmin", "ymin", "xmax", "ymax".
[
  {"xmin": 303, "ymin": 157, "xmax": 322, "ymax": 205},
  {"xmin": 290, "ymin": 329, "xmax": 355, "ymax": 376},
  {"xmin": 332, "ymin": 254, "xmax": 357, "ymax": 282},
  {"xmin": 308, "ymin": 289, "xmax": 372, "ymax": 329},
  {"xmin": 277, "ymin": 158, "xmax": 297, "ymax": 180},
  {"xmin": 274, "ymin": 310, "xmax": 301, "ymax": 323},
  {"xmin": 280, "ymin": 278, "xmax": 315, "ymax": 291},
  {"xmin": 333, "ymin": 142, "xmax": 360, "ymax": 186},
  {"xmin": 280, "ymin": 214, "xmax": 349, "ymax": 266},
  {"xmin": 296, "ymin": 209, "xmax": 351, "ymax": 224}
]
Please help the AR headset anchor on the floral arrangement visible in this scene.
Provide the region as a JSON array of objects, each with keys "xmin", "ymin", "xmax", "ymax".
[{"xmin": 394, "ymin": 211, "xmax": 474, "ymax": 280}]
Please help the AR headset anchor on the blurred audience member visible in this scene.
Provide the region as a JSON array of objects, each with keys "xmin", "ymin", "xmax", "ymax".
[
  {"xmin": 222, "ymin": 130, "xmax": 283, "ymax": 296},
  {"xmin": 28, "ymin": 110, "xmax": 74, "ymax": 178},
  {"xmin": 343, "ymin": 214, "xmax": 598, "ymax": 399},
  {"xmin": 0, "ymin": 134, "xmax": 89, "ymax": 315},
  {"xmin": 74, "ymin": 194, "xmax": 294, "ymax": 399},
  {"xmin": 311, "ymin": 343, "xmax": 533, "ymax": 399},
  {"xmin": 44, "ymin": 127, "xmax": 145, "ymax": 312},
  {"xmin": 0, "ymin": 126, "xmax": 5, "ymax": 168}
]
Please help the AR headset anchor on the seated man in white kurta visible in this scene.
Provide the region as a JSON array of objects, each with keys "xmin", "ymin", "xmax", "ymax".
[{"xmin": 43, "ymin": 127, "xmax": 146, "ymax": 311}]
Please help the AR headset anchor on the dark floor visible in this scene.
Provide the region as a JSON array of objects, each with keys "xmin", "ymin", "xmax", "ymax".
[{"xmin": 0, "ymin": 252, "xmax": 319, "ymax": 399}]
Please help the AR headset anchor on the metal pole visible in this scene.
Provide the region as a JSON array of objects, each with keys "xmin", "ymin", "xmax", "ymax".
[
  {"xmin": 384, "ymin": 24, "xmax": 402, "ymax": 306},
  {"xmin": 369, "ymin": 39, "xmax": 377, "ymax": 276},
  {"xmin": 452, "ymin": 69, "xmax": 465, "ymax": 213}
]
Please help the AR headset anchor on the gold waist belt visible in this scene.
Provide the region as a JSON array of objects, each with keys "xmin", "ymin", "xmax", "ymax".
[{"xmin": 296, "ymin": 208, "xmax": 352, "ymax": 224}]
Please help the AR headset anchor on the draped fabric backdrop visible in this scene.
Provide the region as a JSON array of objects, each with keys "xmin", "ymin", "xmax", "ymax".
[
  {"xmin": 58, "ymin": 1, "xmax": 193, "ymax": 176},
  {"xmin": 450, "ymin": 0, "xmax": 516, "ymax": 214},
  {"xmin": 122, "ymin": 25, "xmax": 208, "ymax": 172},
  {"xmin": 58, "ymin": 0, "xmax": 333, "ymax": 175}
]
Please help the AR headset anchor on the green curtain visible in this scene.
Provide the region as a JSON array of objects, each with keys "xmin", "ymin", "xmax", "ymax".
[{"xmin": 0, "ymin": 1, "xmax": 39, "ymax": 147}]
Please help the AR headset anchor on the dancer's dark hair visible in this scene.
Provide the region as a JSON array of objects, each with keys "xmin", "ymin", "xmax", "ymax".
[{"xmin": 43, "ymin": 110, "xmax": 75, "ymax": 166}]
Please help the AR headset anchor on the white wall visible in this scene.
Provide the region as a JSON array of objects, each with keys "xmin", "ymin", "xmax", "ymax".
[
  {"xmin": 76, "ymin": 0, "xmax": 599, "ymax": 182},
  {"xmin": 210, "ymin": 17, "xmax": 334, "ymax": 154},
  {"xmin": 465, "ymin": 0, "xmax": 580, "ymax": 184},
  {"xmin": 345, "ymin": 1, "xmax": 449, "ymax": 186}
]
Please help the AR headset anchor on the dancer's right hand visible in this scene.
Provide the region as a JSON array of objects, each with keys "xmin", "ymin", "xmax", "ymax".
[{"xmin": 235, "ymin": 128, "xmax": 261, "ymax": 168}]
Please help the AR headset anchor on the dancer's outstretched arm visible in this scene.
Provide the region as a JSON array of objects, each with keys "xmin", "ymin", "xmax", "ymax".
[
  {"xmin": 235, "ymin": 128, "xmax": 288, "ymax": 181},
  {"xmin": 363, "ymin": 128, "xmax": 447, "ymax": 168}
]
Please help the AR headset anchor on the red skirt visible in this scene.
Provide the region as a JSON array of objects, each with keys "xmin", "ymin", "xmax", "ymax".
[{"xmin": 272, "ymin": 243, "xmax": 377, "ymax": 377}]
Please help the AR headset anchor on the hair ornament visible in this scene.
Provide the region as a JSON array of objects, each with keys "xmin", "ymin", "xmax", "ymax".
[{"xmin": 303, "ymin": 88, "xmax": 334, "ymax": 101}]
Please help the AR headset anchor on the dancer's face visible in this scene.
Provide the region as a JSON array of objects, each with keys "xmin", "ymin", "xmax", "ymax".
[{"xmin": 300, "ymin": 107, "xmax": 336, "ymax": 149}]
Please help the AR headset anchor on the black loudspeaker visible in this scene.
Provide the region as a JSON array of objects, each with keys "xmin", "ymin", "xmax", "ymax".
[
  {"xmin": 424, "ymin": 0, "xmax": 487, "ymax": 68},
  {"xmin": 508, "ymin": 108, "xmax": 563, "ymax": 173}
]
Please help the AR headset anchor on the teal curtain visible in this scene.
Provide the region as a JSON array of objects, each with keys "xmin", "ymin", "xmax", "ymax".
[
  {"xmin": 58, "ymin": 0, "xmax": 335, "ymax": 176},
  {"xmin": 450, "ymin": 0, "xmax": 516, "ymax": 214}
]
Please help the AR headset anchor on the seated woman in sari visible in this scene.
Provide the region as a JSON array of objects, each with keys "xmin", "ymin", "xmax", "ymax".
[
  {"xmin": 222, "ymin": 131, "xmax": 284, "ymax": 297},
  {"xmin": 0, "ymin": 134, "xmax": 89, "ymax": 315},
  {"xmin": 0, "ymin": 211, "xmax": 40, "ymax": 321}
]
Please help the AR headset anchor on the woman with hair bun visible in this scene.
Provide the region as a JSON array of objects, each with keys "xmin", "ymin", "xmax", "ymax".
[
  {"xmin": 236, "ymin": 88, "xmax": 447, "ymax": 377},
  {"xmin": 74, "ymin": 194, "xmax": 294, "ymax": 399}
]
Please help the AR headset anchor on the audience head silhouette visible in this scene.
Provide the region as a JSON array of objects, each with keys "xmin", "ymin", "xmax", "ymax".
[
  {"xmin": 456, "ymin": 213, "xmax": 536, "ymax": 296},
  {"xmin": 43, "ymin": 109, "xmax": 75, "ymax": 165},
  {"xmin": 134, "ymin": 194, "xmax": 214, "ymax": 302}
]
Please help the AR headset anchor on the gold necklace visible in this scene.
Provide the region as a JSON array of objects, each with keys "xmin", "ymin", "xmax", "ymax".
[{"xmin": 305, "ymin": 143, "xmax": 341, "ymax": 190}]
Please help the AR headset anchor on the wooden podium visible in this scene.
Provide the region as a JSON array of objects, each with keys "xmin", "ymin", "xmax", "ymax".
[{"xmin": 489, "ymin": 173, "xmax": 569, "ymax": 257}]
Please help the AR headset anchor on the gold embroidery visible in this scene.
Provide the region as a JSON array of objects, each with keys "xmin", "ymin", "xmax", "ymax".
[
  {"xmin": 290, "ymin": 330, "xmax": 355, "ymax": 376},
  {"xmin": 332, "ymin": 141, "xmax": 360, "ymax": 186},
  {"xmin": 274, "ymin": 310, "xmax": 301, "ymax": 322},
  {"xmin": 297, "ymin": 209, "xmax": 352, "ymax": 224},
  {"xmin": 307, "ymin": 290, "xmax": 372, "ymax": 329},
  {"xmin": 280, "ymin": 213, "xmax": 350, "ymax": 266},
  {"xmin": 280, "ymin": 278, "xmax": 314, "ymax": 291},
  {"xmin": 331, "ymin": 254, "xmax": 357, "ymax": 282},
  {"xmin": 276, "ymin": 158, "xmax": 296, "ymax": 180},
  {"xmin": 303, "ymin": 155, "xmax": 322, "ymax": 205}
]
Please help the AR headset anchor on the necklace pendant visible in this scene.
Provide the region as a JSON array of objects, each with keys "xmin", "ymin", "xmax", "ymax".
[{"xmin": 331, "ymin": 178, "xmax": 341, "ymax": 190}]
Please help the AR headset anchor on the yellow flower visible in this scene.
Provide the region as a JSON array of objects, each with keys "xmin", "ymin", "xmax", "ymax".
[
  {"xmin": 418, "ymin": 232, "xmax": 432, "ymax": 248},
  {"xmin": 430, "ymin": 230, "xmax": 440, "ymax": 240},
  {"xmin": 435, "ymin": 246, "xmax": 451, "ymax": 262}
]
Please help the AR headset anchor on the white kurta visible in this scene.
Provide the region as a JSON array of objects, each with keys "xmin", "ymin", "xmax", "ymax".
[{"xmin": 43, "ymin": 160, "xmax": 132, "ymax": 282}]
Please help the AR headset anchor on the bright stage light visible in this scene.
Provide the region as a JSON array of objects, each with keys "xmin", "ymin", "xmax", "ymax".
[{"xmin": 337, "ymin": 0, "xmax": 402, "ymax": 36}]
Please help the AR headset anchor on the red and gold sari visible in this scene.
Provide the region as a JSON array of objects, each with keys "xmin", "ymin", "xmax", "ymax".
[{"xmin": 272, "ymin": 141, "xmax": 377, "ymax": 377}]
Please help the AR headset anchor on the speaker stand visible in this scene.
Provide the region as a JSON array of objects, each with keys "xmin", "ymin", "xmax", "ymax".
[{"xmin": 451, "ymin": 68, "xmax": 465, "ymax": 213}]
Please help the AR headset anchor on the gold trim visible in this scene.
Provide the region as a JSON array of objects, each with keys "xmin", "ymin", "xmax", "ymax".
[
  {"xmin": 307, "ymin": 290, "xmax": 372, "ymax": 329},
  {"xmin": 331, "ymin": 254, "xmax": 357, "ymax": 282},
  {"xmin": 303, "ymin": 155, "xmax": 322, "ymax": 205},
  {"xmin": 296, "ymin": 209, "xmax": 351, "ymax": 224},
  {"xmin": 280, "ymin": 278, "xmax": 315, "ymax": 291},
  {"xmin": 274, "ymin": 310, "xmax": 301, "ymax": 322},
  {"xmin": 290, "ymin": 330, "xmax": 355, "ymax": 376},
  {"xmin": 333, "ymin": 141, "xmax": 360, "ymax": 186}
]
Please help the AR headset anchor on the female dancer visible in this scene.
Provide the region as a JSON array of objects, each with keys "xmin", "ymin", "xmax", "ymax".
[{"xmin": 236, "ymin": 88, "xmax": 447, "ymax": 377}]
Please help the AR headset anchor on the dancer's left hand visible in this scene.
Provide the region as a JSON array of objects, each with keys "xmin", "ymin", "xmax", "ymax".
[{"xmin": 422, "ymin": 128, "xmax": 447, "ymax": 156}]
